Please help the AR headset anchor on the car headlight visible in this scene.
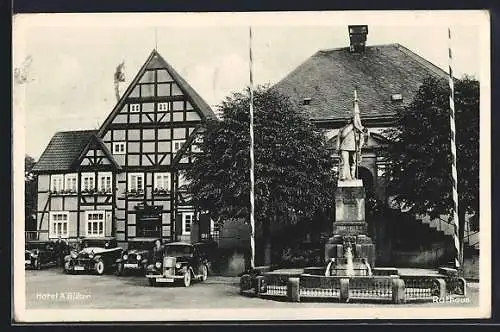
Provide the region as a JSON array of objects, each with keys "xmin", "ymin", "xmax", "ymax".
[
  {"xmin": 136, "ymin": 254, "xmax": 142, "ymax": 261},
  {"xmin": 71, "ymin": 252, "xmax": 77, "ymax": 259},
  {"xmin": 89, "ymin": 254, "xmax": 94, "ymax": 259},
  {"xmin": 155, "ymin": 262, "xmax": 162, "ymax": 269},
  {"xmin": 175, "ymin": 263, "xmax": 182, "ymax": 269},
  {"xmin": 30, "ymin": 253, "xmax": 37, "ymax": 258},
  {"xmin": 123, "ymin": 254, "xmax": 128, "ymax": 260}
]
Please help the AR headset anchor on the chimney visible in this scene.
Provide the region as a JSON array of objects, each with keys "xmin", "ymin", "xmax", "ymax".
[{"xmin": 348, "ymin": 25, "xmax": 368, "ymax": 53}]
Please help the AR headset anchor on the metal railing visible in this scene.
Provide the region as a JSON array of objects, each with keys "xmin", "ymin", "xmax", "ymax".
[
  {"xmin": 348, "ymin": 277, "xmax": 393, "ymax": 300},
  {"xmin": 415, "ymin": 213, "xmax": 479, "ymax": 248},
  {"xmin": 401, "ymin": 276, "xmax": 439, "ymax": 300}
]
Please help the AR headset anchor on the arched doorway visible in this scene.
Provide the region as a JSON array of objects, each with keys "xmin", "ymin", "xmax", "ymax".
[
  {"xmin": 358, "ymin": 166, "xmax": 374, "ymax": 196},
  {"xmin": 358, "ymin": 166, "xmax": 377, "ymax": 239}
]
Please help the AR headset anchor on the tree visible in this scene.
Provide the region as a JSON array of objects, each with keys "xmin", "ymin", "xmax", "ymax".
[
  {"xmin": 384, "ymin": 75, "xmax": 479, "ymax": 264},
  {"xmin": 185, "ymin": 86, "xmax": 337, "ymax": 265},
  {"xmin": 25, "ymin": 155, "xmax": 37, "ymax": 231}
]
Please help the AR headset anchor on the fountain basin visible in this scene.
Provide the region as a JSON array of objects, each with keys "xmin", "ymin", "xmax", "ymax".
[{"xmin": 239, "ymin": 266, "xmax": 466, "ymax": 304}]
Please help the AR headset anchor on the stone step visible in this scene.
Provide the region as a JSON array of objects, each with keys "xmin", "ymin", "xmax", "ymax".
[{"xmin": 414, "ymin": 214, "xmax": 479, "ymax": 248}]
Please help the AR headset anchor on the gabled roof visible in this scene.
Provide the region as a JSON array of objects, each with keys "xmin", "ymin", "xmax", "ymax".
[
  {"xmin": 32, "ymin": 130, "xmax": 97, "ymax": 172},
  {"xmin": 74, "ymin": 134, "xmax": 121, "ymax": 170},
  {"xmin": 272, "ymin": 43, "xmax": 449, "ymax": 122},
  {"xmin": 97, "ymin": 49, "xmax": 217, "ymax": 137}
]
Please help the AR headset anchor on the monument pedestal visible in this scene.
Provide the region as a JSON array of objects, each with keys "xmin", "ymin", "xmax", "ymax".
[{"xmin": 325, "ymin": 180, "xmax": 375, "ymax": 274}]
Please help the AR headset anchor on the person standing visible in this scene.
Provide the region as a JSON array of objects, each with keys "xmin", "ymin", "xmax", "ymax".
[
  {"xmin": 152, "ymin": 239, "xmax": 164, "ymax": 261},
  {"xmin": 55, "ymin": 236, "xmax": 68, "ymax": 267}
]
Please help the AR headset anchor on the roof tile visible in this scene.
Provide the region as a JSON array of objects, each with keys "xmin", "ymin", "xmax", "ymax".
[
  {"xmin": 273, "ymin": 43, "xmax": 448, "ymax": 121},
  {"xmin": 32, "ymin": 130, "xmax": 97, "ymax": 172}
]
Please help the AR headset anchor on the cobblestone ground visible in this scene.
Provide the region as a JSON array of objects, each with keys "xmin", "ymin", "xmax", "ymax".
[{"xmin": 24, "ymin": 267, "xmax": 480, "ymax": 310}]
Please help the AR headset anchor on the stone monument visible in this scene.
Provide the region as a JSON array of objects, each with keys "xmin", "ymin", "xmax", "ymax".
[{"xmin": 325, "ymin": 89, "xmax": 375, "ymax": 276}]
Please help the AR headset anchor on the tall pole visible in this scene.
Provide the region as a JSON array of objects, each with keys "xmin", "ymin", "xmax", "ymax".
[
  {"xmin": 155, "ymin": 28, "xmax": 158, "ymax": 50},
  {"xmin": 249, "ymin": 27, "xmax": 256, "ymax": 269},
  {"xmin": 354, "ymin": 88, "xmax": 359, "ymax": 179},
  {"xmin": 448, "ymin": 27, "xmax": 461, "ymax": 269}
]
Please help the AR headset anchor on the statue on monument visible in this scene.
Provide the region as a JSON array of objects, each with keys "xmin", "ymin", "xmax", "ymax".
[{"xmin": 336, "ymin": 89, "xmax": 369, "ymax": 181}]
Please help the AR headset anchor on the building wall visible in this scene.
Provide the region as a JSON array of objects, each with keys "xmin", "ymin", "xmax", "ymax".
[
  {"xmin": 35, "ymin": 171, "xmax": 116, "ymax": 243},
  {"xmin": 98, "ymin": 65, "xmax": 206, "ymax": 248}
]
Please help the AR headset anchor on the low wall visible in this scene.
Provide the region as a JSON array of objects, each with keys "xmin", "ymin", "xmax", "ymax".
[
  {"xmin": 388, "ymin": 245, "xmax": 453, "ymax": 268},
  {"xmin": 241, "ymin": 271, "xmax": 466, "ymax": 303}
]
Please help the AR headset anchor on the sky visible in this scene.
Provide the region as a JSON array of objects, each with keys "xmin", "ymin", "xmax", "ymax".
[{"xmin": 13, "ymin": 11, "xmax": 489, "ymax": 160}]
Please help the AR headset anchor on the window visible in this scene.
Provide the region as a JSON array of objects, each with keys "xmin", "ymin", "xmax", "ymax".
[
  {"xmin": 81, "ymin": 173, "xmax": 95, "ymax": 192},
  {"xmin": 128, "ymin": 173, "xmax": 144, "ymax": 192},
  {"xmin": 130, "ymin": 104, "xmax": 141, "ymax": 112},
  {"xmin": 86, "ymin": 211, "xmax": 105, "ymax": 237},
  {"xmin": 182, "ymin": 212, "xmax": 193, "ymax": 235},
  {"xmin": 49, "ymin": 212, "xmax": 69, "ymax": 238},
  {"xmin": 172, "ymin": 140, "xmax": 185, "ymax": 153},
  {"xmin": 154, "ymin": 172, "xmax": 170, "ymax": 192},
  {"xmin": 192, "ymin": 137, "xmax": 203, "ymax": 153},
  {"xmin": 64, "ymin": 174, "xmax": 78, "ymax": 193},
  {"xmin": 113, "ymin": 142, "xmax": 126, "ymax": 154},
  {"xmin": 50, "ymin": 174, "xmax": 64, "ymax": 193},
  {"xmin": 98, "ymin": 172, "xmax": 112, "ymax": 193},
  {"xmin": 158, "ymin": 102, "xmax": 169, "ymax": 111},
  {"xmin": 391, "ymin": 94, "xmax": 403, "ymax": 102}
]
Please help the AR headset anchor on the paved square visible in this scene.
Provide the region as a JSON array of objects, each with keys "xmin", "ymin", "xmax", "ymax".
[{"xmin": 24, "ymin": 268, "xmax": 479, "ymax": 309}]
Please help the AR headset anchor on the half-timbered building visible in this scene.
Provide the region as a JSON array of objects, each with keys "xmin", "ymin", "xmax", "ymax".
[{"xmin": 31, "ymin": 49, "xmax": 218, "ymax": 248}]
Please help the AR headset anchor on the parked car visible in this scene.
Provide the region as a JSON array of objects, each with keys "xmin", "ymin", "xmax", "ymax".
[
  {"xmin": 25, "ymin": 240, "xmax": 58, "ymax": 269},
  {"xmin": 63, "ymin": 237, "xmax": 123, "ymax": 275},
  {"xmin": 145, "ymin": 242, "xmax": 209, "ymax": 287},
  {"xmin": 116, "ymin": 238, "xmax": 167, "ymax": 275},
  {"xmin": 192, "ymin": 240, "xmax": 218, "ymax": 274}
]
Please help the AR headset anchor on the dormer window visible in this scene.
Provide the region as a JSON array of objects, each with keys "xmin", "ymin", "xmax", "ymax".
[
  {"xmin": 303, "ymin": 98, "xmax": 311, "ymax": 106},
  {"xmin": 391, "ymin": 94, "xmax": 403, "ymax": 102}
]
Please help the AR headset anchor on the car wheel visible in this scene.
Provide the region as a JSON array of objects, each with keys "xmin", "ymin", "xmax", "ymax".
[
  {"xmin": 183, "ymin": 270, "xmax": 191, "ymax": 287},
  {"xmin": 95, "ymin": 260, "xmax": 105, "ymax": 275},
  {"xmin": 148, "ymin": 278, "xmax": 156, "ymax": 287},
  {"xmin": 64, "ymin": 262, "xmax": 72, "ymax": 274},
  {"xmin": 200, "ymin": 264, "xmax": 208, "ymax": 282}
]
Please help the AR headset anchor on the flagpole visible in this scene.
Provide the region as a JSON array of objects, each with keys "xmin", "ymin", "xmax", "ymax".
[
  {"xmin": 249, "ymin": 26, "xmax": 256, "ymax": 269},
  {"xmin": 448, "ymin": 27, "xmax": 461, "ymax": 270},
  {"xmin": 354, "ymin": 88, "xmax": 358, "ymax": 179}
]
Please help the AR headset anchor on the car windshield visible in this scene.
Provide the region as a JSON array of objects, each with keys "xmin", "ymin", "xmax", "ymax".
[
  {"xmin": 165, "ymin": 245, "xmax": 192, "ymax": 256},
  {"xmin": 80, "ymin": 247, "xmax": 106, "ymax": 254},
  {"xmin": 128, "ymin": 242, "xmax": 153, "ymax": 250}
]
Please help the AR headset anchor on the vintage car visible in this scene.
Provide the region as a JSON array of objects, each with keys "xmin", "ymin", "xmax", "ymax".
[
  {"xmin": 63, "ymin": 237, "xmax": 123, "ymax": 275},
  {"xmin": 25, "ymin": 240, "xmax": 59, "ymax": 269},
  {"xmin": 145, "ymin": 242, "xmax": 209, "ymax": 287},
  {"xmin": 116, "ymin": 238, "xmax": 166, "ymax": 275},
  {"xmin": 192, "ymin": 240, "xmax": 218, "ymax": 274}
]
